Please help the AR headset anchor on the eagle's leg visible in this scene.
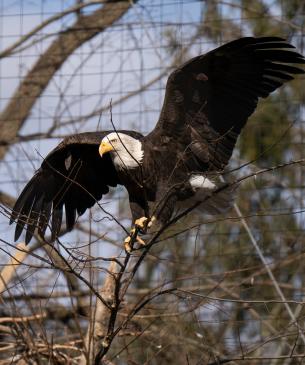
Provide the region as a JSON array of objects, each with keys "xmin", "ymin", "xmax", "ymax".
[{"xmin": 127, "ymin": 189, "xmax": 176, "ymax": 250}]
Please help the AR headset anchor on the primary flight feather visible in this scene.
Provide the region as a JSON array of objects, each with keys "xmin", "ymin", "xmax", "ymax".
[{"xmin": 10, "ymin": 37, "xmax": 305, "ymax": 249}]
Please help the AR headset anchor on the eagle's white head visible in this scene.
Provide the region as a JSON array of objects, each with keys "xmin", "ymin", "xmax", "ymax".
[{"xmin": 99, "ymin": 132, "xmax": 144, "ymax": 170}]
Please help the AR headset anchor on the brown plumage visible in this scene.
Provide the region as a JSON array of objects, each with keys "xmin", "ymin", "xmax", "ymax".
[{"xmin": 10, "ymin": 37, "xmax": 305, "ymax": 245}]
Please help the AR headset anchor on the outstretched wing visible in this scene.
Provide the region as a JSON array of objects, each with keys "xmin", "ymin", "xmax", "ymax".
[
  {"xmin": 147, "ymin": 37, "xmax": 305, "ymax": 171},
  {"xmin": 10, "ymin": 130, "xmax": 142, "ymax": 244}
]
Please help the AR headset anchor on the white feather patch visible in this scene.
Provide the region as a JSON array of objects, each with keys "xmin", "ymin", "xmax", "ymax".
[
  {"xmin": 180, "ymin": 174, "xmax": 238, "ymax": 215},
  {"xmin": 189, "ymin": 175, "xmax": 216, "ymax": 191}
]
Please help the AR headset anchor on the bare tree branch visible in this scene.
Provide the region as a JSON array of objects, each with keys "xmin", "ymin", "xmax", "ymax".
[
  {"xmin": 0, "ymin": 0, "xmax": 135, "ymax": 161},
  {"xmin": 80, "ymin": 260, "xmax": 117, "ymax": 365}
]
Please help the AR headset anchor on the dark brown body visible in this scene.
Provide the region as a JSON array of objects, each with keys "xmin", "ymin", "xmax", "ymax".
[{"xmin": 10, "ymin": 37, "xmax": 305, "ymax": 244}]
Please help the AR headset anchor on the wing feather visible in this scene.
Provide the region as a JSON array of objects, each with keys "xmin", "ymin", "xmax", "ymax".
[
  {"xmin": 10, "ymin": 130, "xmax": 142, "ymax": 244},
  {"xmin": 38, "ymin": 200, "xmax": 52, "ymax": 238},
  {"xmin": 148, "ymin": 37, "xmax": 305, "ymax": 171}
]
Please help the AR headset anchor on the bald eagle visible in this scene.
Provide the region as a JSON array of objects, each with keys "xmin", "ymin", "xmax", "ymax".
[{"xmin": 10, "ymin": 37, "xmax": 305, "ymax": 251}]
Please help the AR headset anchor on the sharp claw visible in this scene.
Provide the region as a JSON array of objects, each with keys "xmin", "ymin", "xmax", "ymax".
[{"xmin": 136, "ymin": 236, "xmax": 146, "ymax": 246}]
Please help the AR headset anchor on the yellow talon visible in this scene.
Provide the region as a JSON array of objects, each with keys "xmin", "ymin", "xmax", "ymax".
[
  {"xmin": 147, "ymin": 216, "xmax": 156, "ymax": 228},
  {"xmin": 124, "ymin": 227, "xmax": 147, "ymax": 253},
  {"xmin": 124, "ymin": 236, "xmax": 132, "ymax": 253},
  {"xmin": 136, "ymin": 236, "xmax": 146, "ymax": 246},
  {"xmin": 124, "ymin": 216, "xmax": 154, "ymax": 252},
  {"xmin": 135, "ymin": 217, "xmax": 148, "ymax": 229}
]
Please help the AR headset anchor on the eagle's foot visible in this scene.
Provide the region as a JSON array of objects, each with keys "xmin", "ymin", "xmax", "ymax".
[
  {"xmin": 134, "ymin": 216, "xmax": 156, "ymax": 233},
  {"xmin": 124, "ymin": 216, "xmax": 157, "ymax": 252},
  {"xmin": 124, "ymin": 228, "xmax": 146, "ymax": 253},
  {"xmin": 134, "ymin": 216, "xmax": 149, "ymax": 232}
]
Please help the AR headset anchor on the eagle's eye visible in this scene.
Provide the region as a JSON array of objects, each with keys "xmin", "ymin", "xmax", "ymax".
[{"xmin": 111, "ymin": 138, "xmax": 118, "ymax": 143}]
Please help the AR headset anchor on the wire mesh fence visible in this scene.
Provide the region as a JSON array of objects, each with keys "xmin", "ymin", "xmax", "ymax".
[{"xmin": 0, "ymin": 0, "xmax": 305, "ymax": 364}]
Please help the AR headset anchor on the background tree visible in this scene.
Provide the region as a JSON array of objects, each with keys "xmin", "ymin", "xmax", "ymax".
[{"xmin": 0, "ymin": 0, "xmax": 305, "ymax": 364}]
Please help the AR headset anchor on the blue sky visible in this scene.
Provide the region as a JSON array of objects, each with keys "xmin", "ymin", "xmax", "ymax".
[
  {"xmin": 0, "ymin": 0, "xmax": 207, "ymax": 253},
  {"xmin": 0, "ymin": 0, "xmax": 292, "ymax": 255}
]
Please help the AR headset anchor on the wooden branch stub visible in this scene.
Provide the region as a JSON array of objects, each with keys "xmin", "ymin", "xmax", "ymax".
[{"xmin": 80, "ymin": 260, "xmax": 118, "ymax": 365}]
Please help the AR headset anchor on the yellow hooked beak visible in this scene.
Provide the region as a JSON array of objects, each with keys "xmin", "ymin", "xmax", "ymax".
[{"xmin": 99, "ymin": 141, "xmax": 114, "ymax": 157}]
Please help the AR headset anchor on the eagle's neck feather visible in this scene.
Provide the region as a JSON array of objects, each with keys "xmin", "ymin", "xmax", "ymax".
[{"xmin": 112, "ymin": 138, "xmax": 144, "ymax": 170}]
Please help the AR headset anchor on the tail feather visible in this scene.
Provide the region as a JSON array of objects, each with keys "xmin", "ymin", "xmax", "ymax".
[{"xmin": 201, "ymin": 181, "xmax": 238, "ymax": 215}]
